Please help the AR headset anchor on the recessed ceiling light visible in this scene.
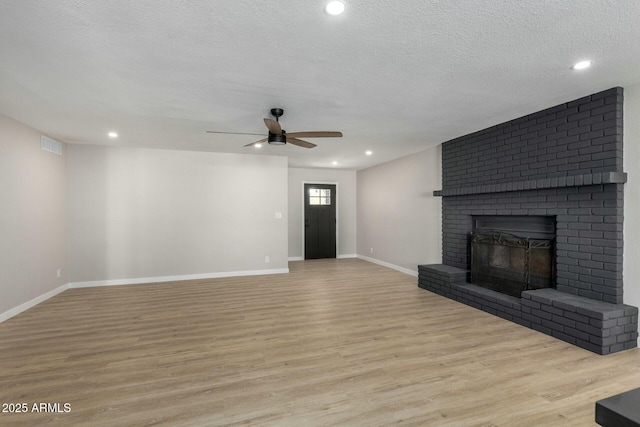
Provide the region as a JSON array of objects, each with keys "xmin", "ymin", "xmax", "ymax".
[
  {"xmin": 255, "ymin": 143, "xmax": 263, "ymax": 148},
  {"xmin": 325, "ymin": 1, "xmax": 346, "ymax": 16},
  {"xmin": 332, "ymin": 161, "xmax": 338, "ymax": 166},
  {"xmin": 108, "ymin": 131, "xmax": 118, "ymax": 138},
  {"xmin": 366, "ymin": 150, "xmax": 373, "ymax": 156},
  {"xmin": 572, "ymin": 60, "xmax": 592, "ymax": 70}
]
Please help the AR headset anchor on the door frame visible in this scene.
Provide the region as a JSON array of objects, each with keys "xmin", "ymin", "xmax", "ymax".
[{"xmin": 301, "ymin": 181, "xmax": 339, "ymax": 259}]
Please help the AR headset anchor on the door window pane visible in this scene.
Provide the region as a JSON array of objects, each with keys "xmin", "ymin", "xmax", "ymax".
[{"xmin": 309, "ymin": 188, "xmax": 331, "ymax": 205}]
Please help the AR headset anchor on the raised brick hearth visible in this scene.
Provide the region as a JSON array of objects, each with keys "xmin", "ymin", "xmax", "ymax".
[{"xmin": 419, "ymin": 87, "xmax": 638, "ymax": 355}]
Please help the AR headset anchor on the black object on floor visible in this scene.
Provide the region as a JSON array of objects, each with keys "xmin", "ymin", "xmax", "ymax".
[{"xmin": 596, "ymin": 387, "xmax": 640, "ymax": 426}]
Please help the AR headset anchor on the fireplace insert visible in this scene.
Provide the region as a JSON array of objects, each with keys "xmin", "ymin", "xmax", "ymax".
[{"xmin": 470, "ymin": 231, "xmax": 554, "ymax": 298}]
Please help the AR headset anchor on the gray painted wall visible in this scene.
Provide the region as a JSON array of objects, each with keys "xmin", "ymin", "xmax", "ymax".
[
  {"xmin": 68, "ymin": 145, "xmax": 288, "ymax": 283},
  {"xmin": 624, "ymin": 82, "xmax": 640, "ymax": 308},
  {"xmin": 0, "ymin": 114, "xmax": 68, "ymax": 315},
  {"xmin": 287, "ymin": 167, "xmax": 357, "ymax": 259},
  {"xmin": 357, "ymin": 147, "xmax": 442, "ymax": 273}
]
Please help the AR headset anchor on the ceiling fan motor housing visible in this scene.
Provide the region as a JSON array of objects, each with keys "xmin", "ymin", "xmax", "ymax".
[{"xmin": 268, "ymin": 132, "xmax": 286, "ymax": 145}]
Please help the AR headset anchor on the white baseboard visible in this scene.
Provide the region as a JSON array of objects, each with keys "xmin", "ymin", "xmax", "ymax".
[
  {"xmin": 0, "ymin": 283, "xmax": 69, "ymax": 324},
  {"xmin": 288, "ymin": 256, "xmax": 304, "ymax": 261},
  {"xmin": 357, "ymin": 255, "xmax": 418, "ymax": 277},
  {"xmin": 0, "ymin": 258, "xmax": 413, "ymax": 324},
  {"xmin": 68, "ymin": 268, "xmax": 290, "ymax": 288},
  {"xmin": 1, "ymin": 268, "xmax": 290, "ymax": 324}
]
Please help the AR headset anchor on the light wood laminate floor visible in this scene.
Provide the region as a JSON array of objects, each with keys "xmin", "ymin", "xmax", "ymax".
[{"xmin": 1, "ymin": 259, "xmax": 640, "ymax": 426}]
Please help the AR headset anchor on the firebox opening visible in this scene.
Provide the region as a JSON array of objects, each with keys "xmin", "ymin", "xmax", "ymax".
[{"xmin": 470, "ymin": 216, "xmax": 556, "ymax": 298}]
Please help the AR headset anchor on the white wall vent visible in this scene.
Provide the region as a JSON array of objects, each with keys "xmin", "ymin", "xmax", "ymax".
[{"xmin": 41, "ymin": 135, "xmax": 62, "ymax": 156}]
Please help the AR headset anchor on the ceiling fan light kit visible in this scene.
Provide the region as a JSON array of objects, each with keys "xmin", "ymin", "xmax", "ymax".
[
  {"xmin": 268, "ymin": 133, "xmax": 286, "ymax": 145},
  {"xmin": 207, "ymin": 108, "xmax": 342, "ymax": 149}
]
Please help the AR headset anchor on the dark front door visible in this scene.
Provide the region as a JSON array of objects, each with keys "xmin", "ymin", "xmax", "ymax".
[{"xmin": 304, "ymin": 184, "xmax": 336, "ymax": 259}]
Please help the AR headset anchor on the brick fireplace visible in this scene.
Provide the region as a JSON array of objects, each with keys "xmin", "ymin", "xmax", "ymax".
[{"xmin": 419, "ymin": 87, "xmax": 638, "ymax": 355}]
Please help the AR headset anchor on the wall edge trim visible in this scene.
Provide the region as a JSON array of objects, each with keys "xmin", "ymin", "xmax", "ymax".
[
  {"xmin": 0, "ymin": 283, "xmax": 70, "ymax": 324},
  {"xmin": 357, "ymin": 255, "xmax": 418, "ymax": 277},
  {"xmin": 68, "ymin": 268, "xmax": 290, "ymax": 288}
]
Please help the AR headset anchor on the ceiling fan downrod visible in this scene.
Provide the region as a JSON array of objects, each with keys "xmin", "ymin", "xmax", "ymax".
[{"xmin": 268, "ymin": 108, "xmax": 286, "ymax": 144}]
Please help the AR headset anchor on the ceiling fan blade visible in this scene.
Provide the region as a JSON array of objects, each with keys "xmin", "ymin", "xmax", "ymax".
[
  {"xmin": 264, "ymin": 118, "xmax": 282, "ymax": 135},
  {"xmin": 286, "ymin": 131, "xmax": 342, "ymax": 138},
  {"xmin": 243, "ymin": 137, "xmax": 268, "ymax": 147},
  {"xmin": 287, "ymin": 137, "xmax": 317, "ymax": 149},
  {"xmin": 206, "ymin": 131, "xmax": 266, "ymax": 136}
]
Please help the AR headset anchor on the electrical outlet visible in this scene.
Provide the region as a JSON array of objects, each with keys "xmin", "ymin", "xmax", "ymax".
[
  {"xmin": 265, "ymin": 256, "xmax": 270, "ymax": 264},
  {"xmin": 56, "ymin": 268, "xmax": 61, "ymax": 278},
  {"xmin": 370, "ymin": 248, "xmax": 374, "ymax": 254}
]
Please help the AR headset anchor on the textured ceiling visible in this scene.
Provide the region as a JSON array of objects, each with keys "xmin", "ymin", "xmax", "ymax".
[{"xmin": 1, "ymin": 1, "xmax": 640, "ymax": 170}]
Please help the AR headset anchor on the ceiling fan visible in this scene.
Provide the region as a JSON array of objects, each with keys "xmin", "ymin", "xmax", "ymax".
[{"xmin": 206, "ymin": 108, "xmax": 342, "ymax": 149}]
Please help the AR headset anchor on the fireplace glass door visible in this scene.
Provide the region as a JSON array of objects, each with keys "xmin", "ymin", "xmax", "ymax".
[{"xmin": 470, "ymin": 231, "xmax": 554, "ymax": 298}]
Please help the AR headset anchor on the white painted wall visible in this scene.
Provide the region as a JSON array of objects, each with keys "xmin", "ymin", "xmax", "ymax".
[
  {"xmin": 287, "ymin": 167, "xmax": 357, "ymax": 259},
  {"xmin": 357, "ymin": 147, "xmax": 442, "ymax": 274},
  {"xmin": 624, "ymin": 82, "xmax": 640, "ymax": 308},
  {"xmin": 0, "ymin": 114, "xmax": 68, "ymax": 316},
  {"xmin": 4, "ymin": 83, "xmax": 633, "ymax": 317},
  {"xmin": 68, "ymin": 145, "xmax": 288, "ymax": 283}
]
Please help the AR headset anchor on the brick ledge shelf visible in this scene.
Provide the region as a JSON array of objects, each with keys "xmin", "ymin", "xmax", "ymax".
[
  {"xmin": 433, "ymin": 171, "xmax": 627, "ymax": 197},
  {"xmin": 418, "ymin": 264, "xmax": 638, "ymax": 355}
]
